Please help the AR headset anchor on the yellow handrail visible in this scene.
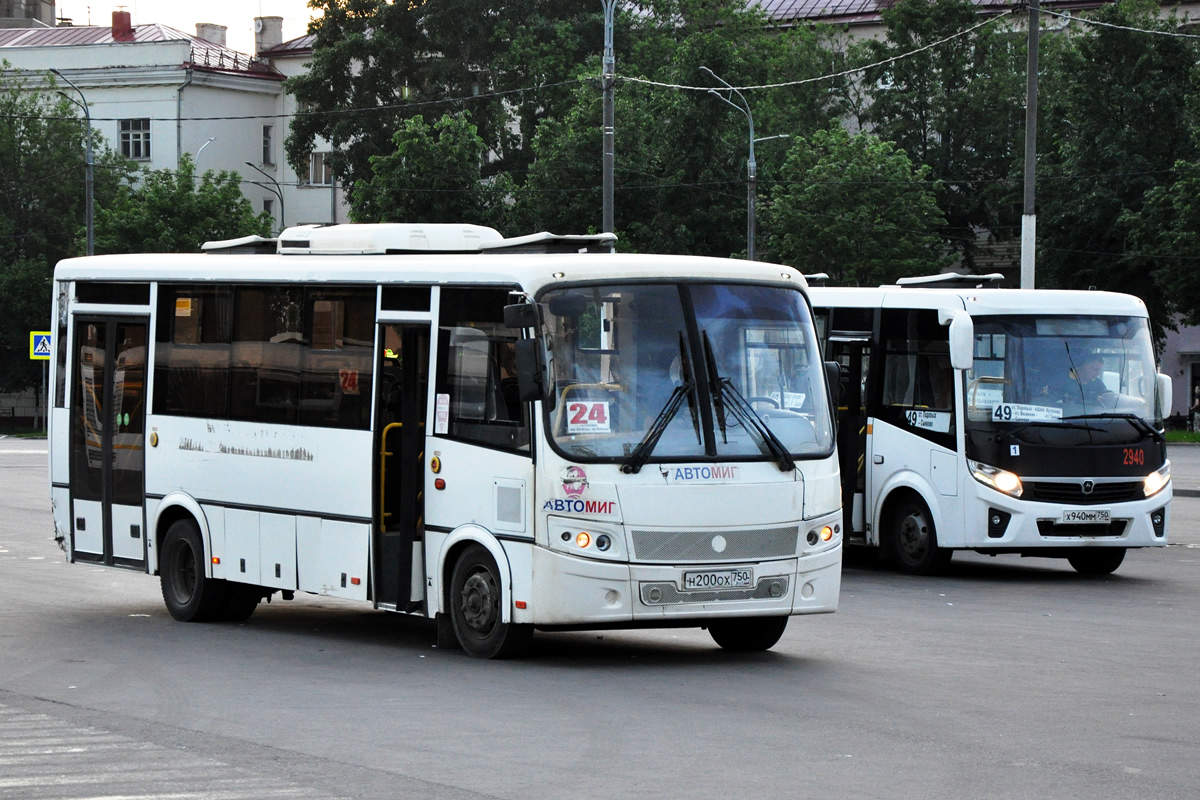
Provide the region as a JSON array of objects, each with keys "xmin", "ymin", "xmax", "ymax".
[{"xmin": 379, "ymin": 422, "xmax": 425, "ymax": 532}]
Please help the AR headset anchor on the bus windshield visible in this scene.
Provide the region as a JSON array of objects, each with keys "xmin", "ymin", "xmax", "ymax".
[
  {"xmin": 966, "ymin": 315, "xmax": 1161, "ymax": 444},
  {"xmin": 540, "ymin": 283, "xmax": 834, "ymax": 463}
]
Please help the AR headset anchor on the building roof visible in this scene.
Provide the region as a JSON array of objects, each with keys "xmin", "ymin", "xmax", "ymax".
[
  {"xmin": 0, "ymin": 22, "xmax": 282, "ymax": 78},
  {"xmin": 755, "ymin": 0, "xmax": 1189, "ymax": 26},
  {"xmin": 259, "ymin": 33, "xmax": 315, "ymax": 58}
]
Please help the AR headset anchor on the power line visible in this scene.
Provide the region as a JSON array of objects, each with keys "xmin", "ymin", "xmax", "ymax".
[
  {"xmin": 1041, "ymin": 8, "xmax": 1200, "ymax": 39},
  {"xmin": 619, "ymin": 10, "xmax": 1014, "ymax": 93}
]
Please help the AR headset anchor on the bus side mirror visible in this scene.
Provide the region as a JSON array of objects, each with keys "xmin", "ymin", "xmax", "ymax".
[
  {"xmin": 514, "ymin": 339, "xmax": 545, "ymax": 404},
  {"xmin": 1157, "ymin": 373, "xmax": 1173, "ymax": 419},
  {"xmin": 939, "ymin": 309, "xmax": 974, "ymax": 371},
  {"xmin": 503, "ymin": 302, "xmax": 539, "ymax": 329},
  {"xmin": 825, "ymin": 360, "xmax": 842, "ymax": 404}
]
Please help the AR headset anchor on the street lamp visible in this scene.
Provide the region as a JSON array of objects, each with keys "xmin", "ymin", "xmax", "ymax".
[
  {"xmin": 244, "ymin": 161, "xmax": 284, "ymax": 234},
  {"xmin": 601, "ymin": 0, "xmax": 617, "ymax": 242},
  {"xmin": 701, "ymin": 66, "xmax": 768, "ymax": 261},
  {"xmin": 196, "ymin": 136, "xmax": 216, "ymax": 163},
  {"xmin": 50, "ymin": 68, "xmax": 93, "ymax": 256}
]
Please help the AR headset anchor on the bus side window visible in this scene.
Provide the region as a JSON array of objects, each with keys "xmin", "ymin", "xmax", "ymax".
[
  {"xmin": 154, "ymin": 285, "xmax": 233, "ymax": 418},
  {"xmin": 435, "ymin": 287, "xmax": 529, "ymax": 453},
  {"xmin": 299, "ymin": 288, "xmax": 375, "ymax": 430},
  {"xmin": 878, "ymin": 309, "xmax": 955, "ymax": 445}
]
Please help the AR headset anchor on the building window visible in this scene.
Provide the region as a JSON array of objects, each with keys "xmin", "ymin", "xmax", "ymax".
[
  {"xmin": 262, "ymin": 125, "xmax": 273, "ymax": 165},
  {"xmin": 119, "ymin": 119, "xmax": 151, "ymax": 160},
  {"xmin": 263, "ymin": 198, "xmax": 274, "ymax": 217},
  {"xmin": 302, "ymin": 152, "xmax": 333, "ymax": 186}
]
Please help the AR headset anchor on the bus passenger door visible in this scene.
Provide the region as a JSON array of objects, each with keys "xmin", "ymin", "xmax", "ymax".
[
  {"xmin": 829, "ymin": 336, "xmax": 870, "ymax": 538},
  {"xmin": 69, "ymin": 318, "xmax": 148, "ymax": 569},
  {"xmin": 375, "ymin": 324, "xmax": 430, "ymax": 611}
]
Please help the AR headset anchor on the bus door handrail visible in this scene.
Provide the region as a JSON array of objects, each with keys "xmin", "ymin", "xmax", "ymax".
[{"xmin": 379, "ymin": 421, "xmax": 425, "ymax": 532}]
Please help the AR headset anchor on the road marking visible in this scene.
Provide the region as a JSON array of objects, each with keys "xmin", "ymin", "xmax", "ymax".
[
  {"xmin": 0, "ymin": 703, "xmax": 343, "ymax": 799},
  {"xmin": 0, "ymin": 450, "xmax": 47, "ymax": 454}
]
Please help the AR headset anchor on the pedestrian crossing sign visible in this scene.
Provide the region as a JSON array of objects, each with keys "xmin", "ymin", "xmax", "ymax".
[{"xmin": 30, "ymin": 331, "xmax": 52, "ymax": 360}]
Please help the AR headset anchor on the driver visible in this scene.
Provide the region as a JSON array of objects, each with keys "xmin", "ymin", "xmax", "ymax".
[{"xmin": 1070, "ymin": 352, "xmax": 1112, "ymax": 404}]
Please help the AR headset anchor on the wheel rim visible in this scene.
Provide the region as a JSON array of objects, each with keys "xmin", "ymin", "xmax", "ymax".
[
  {"xmin": 897, "ymin": 509, "xmax": 931, "ymax": 563},
  {"xmin": 168, "ymin": 540, "xmax": 197, "ymax": 605},
  {"xmin": 459, "ymin": 567, "xmax": 499, "ymax": 637}
]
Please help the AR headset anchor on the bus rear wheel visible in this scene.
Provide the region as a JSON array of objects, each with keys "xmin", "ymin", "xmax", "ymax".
[
  {"xmin": 890, "ymin": 496, "xmax": 952, "ymax": 576},
  {"xmin": 708, "ymin": 616, "xmax": 789, "ymax": 652},
  {"xmin": 1067, "ymin": 549, "xmax": 1126, "ymax": 575},
  {"xmin": 449, "ymin": 544, "xmax": 532, "ymax": 659},
  {"xmin": 160, "ymin": 519, "xmax": 228, "ymax": 622}
]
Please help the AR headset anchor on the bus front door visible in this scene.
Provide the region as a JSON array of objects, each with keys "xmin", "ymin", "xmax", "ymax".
[
  {"xmin": 829, "ymin": 336, "xmax": 870, "ymax": 538},
  {"xmin": 375, "ymin": 324, "xmax": 430, "ymax": 611},
  {"xmin": 69, "ymin": 318, "xmax": 148, "ymax": 569}
]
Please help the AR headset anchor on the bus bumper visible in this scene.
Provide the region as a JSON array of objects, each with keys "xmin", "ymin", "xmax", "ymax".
[
  {"xmin": 527, "ymin": 542, "xmax": 841, "ymax": 627},
  {"xmin": 963, "ymin": 482, "xmax": 1170, "ymax": 550}
]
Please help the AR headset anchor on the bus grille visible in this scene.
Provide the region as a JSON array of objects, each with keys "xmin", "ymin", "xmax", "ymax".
[
  {"xmin": 1036, "ymin": 520, "xmax": 1128, "ymax": 538},
  {"xmin": 629, "ymin": 525, "xmax": 799, "ymax": 563},
  {"xmin": 1025, "ymin": 481, "xmax": 1142, "ymax": 505},
  {"xmin": 639, "ymin": 577, "xmax": 790, "ymax": 606}
]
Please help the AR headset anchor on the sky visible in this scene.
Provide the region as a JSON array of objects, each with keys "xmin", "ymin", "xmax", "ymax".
[{"xmin": 55, "ymin": 1, "xmax": 320, "ymax": 55}]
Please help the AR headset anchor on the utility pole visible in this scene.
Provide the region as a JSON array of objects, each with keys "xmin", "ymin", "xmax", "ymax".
[
  {"xmin": 601, "ymin": 0, "xmax": 617, "ymax": 243},
  {"xmin": 1021, "ymin": 0, "xmax": 1039, "ymax": 289}
]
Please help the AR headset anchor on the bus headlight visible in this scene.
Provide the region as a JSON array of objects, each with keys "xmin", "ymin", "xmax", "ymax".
[
  {"xmin": 968, "ymin": 460, "xmax": 1023, "ymax": 498},
  {"xmin": 1144, "ymin": 460, "xmax": 1170, "ymax": 497}
]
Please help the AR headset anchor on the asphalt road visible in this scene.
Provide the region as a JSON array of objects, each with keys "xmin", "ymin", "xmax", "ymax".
[{"xmin": 2, "ymin": 437, "xmax": 1199, "ymax": 800}]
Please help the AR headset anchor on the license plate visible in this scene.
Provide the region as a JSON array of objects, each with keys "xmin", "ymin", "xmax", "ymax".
[
  {"xmin": 1060, "ymin": 509, "xmax": 1111, "ymax": 524},
  {"xmin": 683, "ymin": 568, "xmax": 753, "ymax": 590}
]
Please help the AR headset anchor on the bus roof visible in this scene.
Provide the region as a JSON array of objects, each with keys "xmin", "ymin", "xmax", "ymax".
[
  {"xmin": 53, "ymin": 250, "xmax": 810, "ymax": 297},
  {"xmin": 808, "ymin": 286, "xmax": 1149, "ymax": 319}
]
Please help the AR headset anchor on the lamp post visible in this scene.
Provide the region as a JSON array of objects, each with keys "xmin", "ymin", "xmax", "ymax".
[
  {"xmin": 601, "ymin": 0, "xmax": 617, "ymax": 242},
  {"xmin": 244, "ymin": 161, "xmax": 284, "ymax": 234},
  {"xmin": 196, "ymin": 136, "xmax": 216, "ymax": 163},
  {"xmin": 702, "ymin": 66, "xmax": 769, "ymax": 261},
  {"xmin": 50, "ymin": 68, "xmax": 93, "ymax": 256}
]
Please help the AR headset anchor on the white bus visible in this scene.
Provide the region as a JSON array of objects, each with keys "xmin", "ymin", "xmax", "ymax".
[
  {"xmin": 809, "ymin": 276, "xmax": 1172, "ymax": 576},
  {"xmin": 47, "ymin": 223, "xmax": 843, "ymax": 657}
]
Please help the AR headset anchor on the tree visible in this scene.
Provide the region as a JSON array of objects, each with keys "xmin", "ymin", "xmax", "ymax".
[
  {"xmin": 285, "ymin": 0, "xmax": 601, "ymax": 195},
  {"xmin": 760, "ymin": 125, "xmax": 950, "ymax": 285},
  {"xmin": 350, "ymin": 113, "xmax": 510, "ymax": 227},
  {"xmin": 0, "ymin": 68, "xmax": 129, "ymax": 393},
  {"xmin": 853, "ymin": 0, "xmax": 1026, "ymax": 267},
  {"xmin": 1036, "ymin": 0, "xmax": 1198, "ymax": 338},
  {"xmin": 93, "ymin": 154, "xmax": 271, "ymax": 254},
  {"xmin": 513, "ymin": 0, "xmax": 842, "ymax": 254}
]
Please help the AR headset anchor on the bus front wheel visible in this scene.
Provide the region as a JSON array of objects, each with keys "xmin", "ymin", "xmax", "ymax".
[
  {"xmin": 708, "ymin": 616, "xmax": 789, "ymax": 651},
  {"xmin": 1067, "ymin": 549, "xmax": 1126, "ymax": 575},
  {"xmin": 890, "ymin": 496, "xmax": 952, "ymax": 576},
  {"xmin": 449, "ymin": 544, "xmax": 533, "ymax": 659},
  {"xmin": 160, "ymin": 518, "xmax": 228, "ymax": 622}
]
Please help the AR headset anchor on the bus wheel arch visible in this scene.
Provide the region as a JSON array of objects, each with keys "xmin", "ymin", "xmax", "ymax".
[
  {"xmin": 437, "ymin": 530, "xmax": 531, "ymax": 659},
  {"xmin": 152, "ymin": 494, "xmax": 211, "ymax": 577},
  {"xmin": 882, "ymin": 489, "xmax": 952, "ymax": 576},
  {"xmin": 160, "ymin": 516, "xmax": 230, "ymax": 621}
]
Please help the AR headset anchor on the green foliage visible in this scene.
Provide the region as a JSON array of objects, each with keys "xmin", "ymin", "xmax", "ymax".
[
  {"xmin": 1037, "ymin": 0, "xmax": 1198, "ymax": 340},
  {"xmin": 286, "ymin": 0, "xmax": 600, "ymax": 191},
  {"xmin": 853, "ymin": 0, "xmax": 1026, "ymax": 266},
  {"xmin": 0, "ymin": 68, "xmax": 130, "ymax": 392},
  {"xmin": 350, "ymin": 113, "xmax": 510, "ymax": 227},
  {"xmin": 761, "ymin": 125, "xmax": 949, "ymax": 285},
  {"xmin": 513, "ymin": 0, "xmax": 841, "ymax": 255},
  {"xmin": 94, "ymin": 154, "xmax": 271, "ymax": 254}
]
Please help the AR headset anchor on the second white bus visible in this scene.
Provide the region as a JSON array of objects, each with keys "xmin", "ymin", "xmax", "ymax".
[{"xmin": 810, "ymin": 277, "xmax": 1171, "ymax": 575}]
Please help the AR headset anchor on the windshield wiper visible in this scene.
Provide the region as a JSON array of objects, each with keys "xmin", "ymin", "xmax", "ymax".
[
  {"xmin": 996, "ymin": 419, "xmax": 1103, "ymax": 440},
  {"xmin": 1062, "ymin": 413, "xmax": 1165, "ymax": 443},
  {"xmin": 703, "ymin": 332, "xmax": 795, "ymax": 472},
  {"xmin": 621, "ymin": 333, "xmax": 700, "ymax": 474}
]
